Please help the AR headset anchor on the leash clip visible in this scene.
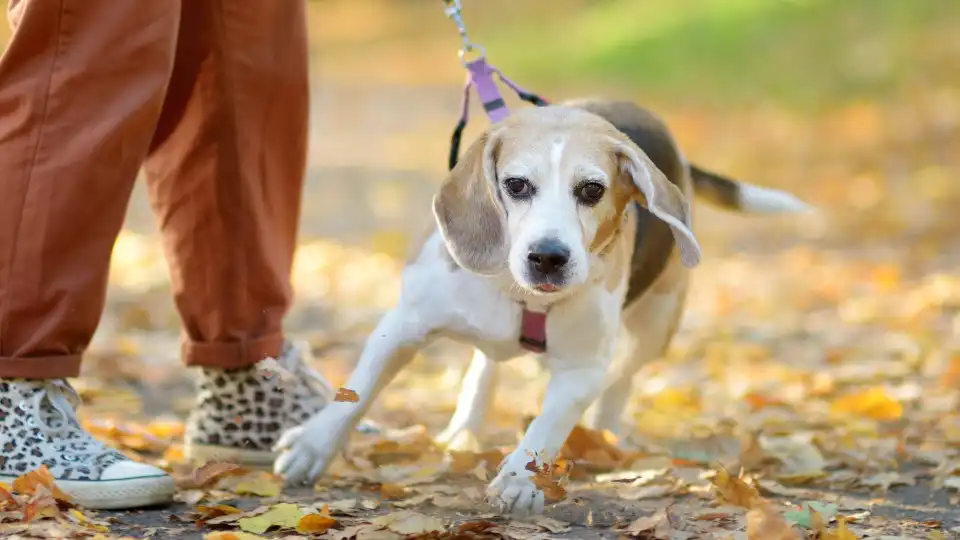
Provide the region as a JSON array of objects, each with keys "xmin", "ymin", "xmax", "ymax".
[{"xmin": 442, "ymin": 0, "xmax": 484, "ymax": 64}]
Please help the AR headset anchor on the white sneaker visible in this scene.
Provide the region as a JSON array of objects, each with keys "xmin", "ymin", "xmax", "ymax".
[
  {"xmin": 184, "ymin": 340, "xmax": 335, "ymax": 466},
  {"xmin": 0, "ymin": 379, "xmax": 175, "ymax": 510}
]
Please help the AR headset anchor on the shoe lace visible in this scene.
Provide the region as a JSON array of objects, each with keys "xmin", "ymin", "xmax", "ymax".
[{"xmin": 30, "ymin": 380, "xmax": 113, "ymax": 460}]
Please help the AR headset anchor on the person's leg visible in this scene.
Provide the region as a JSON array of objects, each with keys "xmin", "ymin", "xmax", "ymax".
[
  {"xmin": 142, "ymin": 0, "xmax": 332, "ymax": 465},
  {"xmin": 0, "ymin": 0, "xmax": 178, "ymax": 508}
]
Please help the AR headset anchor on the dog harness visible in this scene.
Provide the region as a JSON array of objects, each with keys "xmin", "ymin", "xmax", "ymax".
[{"xmin": 443, "ymin": 0, "xmax": 552, "ymax": 353}]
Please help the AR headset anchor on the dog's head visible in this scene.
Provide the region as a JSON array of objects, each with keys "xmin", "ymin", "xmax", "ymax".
[{"xmin": 433, "ymin": 105, "xmax": 700, "ymax": 296}]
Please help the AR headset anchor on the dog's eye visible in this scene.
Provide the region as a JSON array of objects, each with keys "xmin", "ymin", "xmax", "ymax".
[
  {"xmin": 576, "ymin": 182, "xmax": 606, "ymax": 205},
  {"xmin": 503, "ymin": 177, "xmax": 533, "ymax": 198}
]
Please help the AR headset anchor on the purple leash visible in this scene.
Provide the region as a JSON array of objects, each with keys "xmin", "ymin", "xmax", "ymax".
[{"xmin": 447, "ymin": 56, "xmax": 550, "ymax": 170}]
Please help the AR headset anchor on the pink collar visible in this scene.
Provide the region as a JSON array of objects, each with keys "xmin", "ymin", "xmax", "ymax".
[{"xmin": 519, "ymin": 306, "xmax": 548, "ymax": 353}]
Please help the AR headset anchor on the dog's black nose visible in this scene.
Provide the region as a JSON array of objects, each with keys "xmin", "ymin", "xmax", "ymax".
[{"xmin": 527, "ymin": 239, "xmax": 570, "ymax": 274}]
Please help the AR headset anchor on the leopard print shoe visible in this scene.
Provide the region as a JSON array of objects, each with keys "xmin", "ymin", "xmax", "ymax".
[
  {"xmin": 184, "ymin": 340, "xmax": 336, "ymax": 466},
  {"xmin": 0, "ymin": 379, "xmax": 175, "ymax": 510}
]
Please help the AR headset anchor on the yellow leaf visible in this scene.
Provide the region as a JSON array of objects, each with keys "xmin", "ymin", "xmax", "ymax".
[
  {"xmin": 237, "ymin": 503, "xmax": 303, "ymax": 534},
  {"xmin": 711, "ymin": 468, "xmax": 761, "ymax": 509},
  {"xmin": 830, "ymin": 387, "xmax": 903, "ymax": 421},
  {"xmin": 820, "ymin": 517, "xmax": 860, "ymax": 540},
  {"xmin": 334, "ymin": 387, "xmax": 360, "ymax": 402},
  {"xmin": 67, "ymin": 508, "xmax": 110, "ymax": 532},
  {"xmin": 297, "ymin": 513, "xmax": 338, "ymax": 534},
  {"xmin": 233, "ymin": 472, "xmax": 282, "ymax": 498},
  {"xmin": 204, "ymin": 533, "xmax": 267, "ymax": 540}
]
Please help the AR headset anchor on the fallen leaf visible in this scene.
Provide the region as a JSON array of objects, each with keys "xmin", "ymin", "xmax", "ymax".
[
  {"xmin": 818, "ymin": 516, "xmax": 859, "ymax": 540},
  {"xmin": 297, "ymin": 512, "xmax": 338, "ymax": 534},
  {"xmin": 759, "ymin": 434, "xmax": 827, "ymax": 477},
  {"xmin": 524, "ymin": 458, "xmax": 567, "ymax": 503},
  {"xmin": 65, "ymin": 508, "xmax": 110, "ymax": 533},
  {"xmin": 12, "ymin": 466, "xmax": 71, "ymax": 503},
  {"xmin": 784, "ymin": 501, "xmax": 838, "ymax": 529},
  {"xmin": 335, "ymin": 388, "xmax": 360, "ymax": 402},
  {"xmin": 621, "ymin": 506, "xmax": 694, "ymax": 539},
  {"xmin": 531, "ymin": 515, "xmax": 570, "ymax": 533},
  {"xmin": 194, "ymin": 504, "xmax": 243, "ymax": 521},
  {"xmin": 746, "ymin": 503, "xmax": 802, "ymax": 540},
  {"xmin": 372, "ymin": 510, "xmax": 446, "ymax": 535},
  {"xmin": 233, "ymin": 472, "xmax": 282, "ymax": 498},
  {"xmin": 378, "ymin": 482, "xmax": 408, "ymax": 499},
  {"xmin": 189, "ymin": 462, "xmax": 249, "ymax": 488},
  {"xmin": 204, "ymin": 533, "xmax": 268, "ymax": 540},
  {"xmin": 830, "ymin": 387, "xmax": 903, "ymax": 421},
  {"xmin": 178, "ymin": 489, "xmax": 208, "ymax": 505},
  {"xmin": 237, "ymin": 503, "xmax": 304, "ymax": 534},
  {"xmin": 21, "ymin": 485, "xmax": 59, "ymax": 522},
  {"xmin": 711, "ymin": 468, "xmax": 760, "ymax": 509}
]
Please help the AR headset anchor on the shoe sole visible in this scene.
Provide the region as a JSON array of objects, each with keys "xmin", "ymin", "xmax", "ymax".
[
  {"xmin": 0, "ymin": 473, "xmax": 175, "ymax": 510},
  {"xmin": 183, "ymin": 421, "xmax": 382, "ymax": 469}
]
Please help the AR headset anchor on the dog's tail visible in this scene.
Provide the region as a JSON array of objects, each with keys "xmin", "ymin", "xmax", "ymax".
[{"xmin": 690, "ymin": 164, "xmax": 813, "ymax": 214}]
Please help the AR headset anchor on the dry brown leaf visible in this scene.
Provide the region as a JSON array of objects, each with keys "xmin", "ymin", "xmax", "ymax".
[
  {"xmin": 0, "ymin": 485, "xmax": 19, "ymax": 511},
  {"xmin": 746, "ymin": 503, "xmax": 801, "ymax": 540},
  {"xmin": 297, "ymin": 512, "xmax": 338, "ymax": 534},
  {"xmin": 21, "ymin": 485, "xmax": 60, "ymax": 522},
  {"xmin": 189, "ymin": 461, "xmax": 249, "ymax": 488},
  {"xmin": 378, "ymin": 482, "xmax": 408, "ymax": 499},
  {"xmin": 194, "ymin": 503, "xmax": 243, "ymax": 521},
  {"xmin": 621, "ymin": 506, "xmax": 694, "ymax": 539},
  {"xmin": 12, "ymin": 466, "xmax": 71, "ymax": 503},
  {"xmin": 711, "ymin": 468, "xmax": 761, "ymax": 509},
  {"xmin": 560, "ymin": 425, "xmax": 631, "ymax": 471},
  {"xmin": 524, "ymin": 458, "xmax": 567, "ymax": 503},
  {"xmin": 335, "ymin": 387, "xmax": 360, "ymax": 402},
  {"xmin": 448, "ymin": 449, "xmax": 505, "ymax": 475},
  {"xmin": 372, "ymin": 510, "xmax": 446, "ymax": 535}
]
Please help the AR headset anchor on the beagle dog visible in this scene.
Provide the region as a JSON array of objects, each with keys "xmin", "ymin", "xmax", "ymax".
[{"xmin": 274, "ymin": 99, "xmax": 811, "ymax": 516}]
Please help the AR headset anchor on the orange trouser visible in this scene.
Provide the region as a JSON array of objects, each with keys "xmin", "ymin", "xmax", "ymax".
[{"xmin": 0, "ymin": 0, "xmax": 308, "ymax": 378}]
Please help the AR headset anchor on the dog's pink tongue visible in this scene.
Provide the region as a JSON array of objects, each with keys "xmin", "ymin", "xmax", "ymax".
[{"xmin": 538, "ymin": 284, "xmax": 559, "ymax": 292}]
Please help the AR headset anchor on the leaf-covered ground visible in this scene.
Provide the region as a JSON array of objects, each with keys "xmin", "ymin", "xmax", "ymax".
[{"xmin": 4, "ymin": 1, "xmax": 960, "ymax": 538}]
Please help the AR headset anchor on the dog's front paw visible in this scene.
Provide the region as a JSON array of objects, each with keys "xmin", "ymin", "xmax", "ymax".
[
  {"xmin": 486, "ymin": 464, "xmax": 545, "ymax": 517},
  {"xmin": 272, "ymin": 420, "xmax": 339, "ymax": 487}
]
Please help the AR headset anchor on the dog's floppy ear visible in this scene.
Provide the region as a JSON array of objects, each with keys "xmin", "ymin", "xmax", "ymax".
[
  {"xmin": 433, "ymin": 130, "xmax": 508, "ymax": 275},
  {"xmin": 610, "ymin": 135, "xmax": 701, "ymax": 268}
]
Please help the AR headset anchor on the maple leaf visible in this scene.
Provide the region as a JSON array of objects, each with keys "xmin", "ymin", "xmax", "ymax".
[
  {"xmin": 335, "ymin": 387, "xmax": 360, "ymax": 402},
  {"xmin": 12, "ymin": 466, "xmax": 71, "ymax": 504}
]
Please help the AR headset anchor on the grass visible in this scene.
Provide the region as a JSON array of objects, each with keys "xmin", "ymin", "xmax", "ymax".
[
  {"xmin": 477, "ymin": 0, "xmax": 960, "ymax": 108},
  {"xmin": 3, "ymin": 0, "xmax": 957, "ymax": 109}
]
